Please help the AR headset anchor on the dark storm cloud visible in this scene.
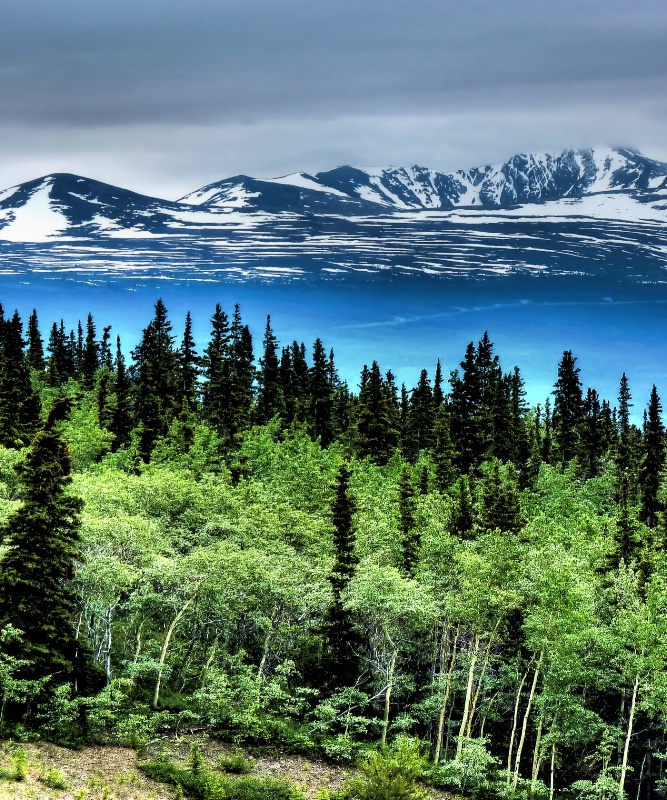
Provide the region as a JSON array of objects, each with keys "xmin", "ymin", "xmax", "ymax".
[
  {"xmin": 1, "ymin": 0, "xmax": 666, "ymax": 196},
  {"xmin": 2, "ymin": 0, "xmax": 666, "ymax": 126}
]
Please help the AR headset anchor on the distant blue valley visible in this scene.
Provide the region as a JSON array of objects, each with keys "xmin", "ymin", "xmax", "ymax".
[{"xmin": 1, "ymin": 146, "xmax": 666, "ymax": 415}]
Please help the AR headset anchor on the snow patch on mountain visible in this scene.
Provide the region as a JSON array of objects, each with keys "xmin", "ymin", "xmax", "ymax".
[
  {"xmin": 0, "ymin": 179, "xmax": 69, "ymax": 242},
  {"xmin": 269, "ymin": 172, "xmax": 349, "ymax": 197}
]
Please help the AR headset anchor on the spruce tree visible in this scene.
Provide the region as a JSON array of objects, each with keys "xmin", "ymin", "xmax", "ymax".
[
  {"xmin": 640, "ymin": 385, "xmax": 665, "ymax": 527},
  {"xmin": 132, "ymin": 299, "xmax": 179, "ymax": 461},
  {"xmin": 307, "ymin": 338, "xmax": 334, "ymax": 446},
  {"xmin": 0, "ymin": 398, "xmax": 85, "ymax": 686},
  {"xmin": 256, "ymin": 316, "xmax": 283, "ymax": 424},
  {"xmin": 615, "ymin": 472, "xmax": 639, "ymax": 564},
  {"xmin": 433, "ymin": 358, "xmax": 444, "ymax": 408},
  {"xmin": 354, "ymin": 362, "xmax": 399, "ymax": 465},
  {"xmin": 109, "ymin": 337, "xmax": 132, "ymax": 451},
  {"xmin": 228, "ymin": 305, "xmax": 255, "ymax": 439},
  {"xmin": 450, "ymin": 475, "xmax": 475, "ymax": 539},
  {"xmin": 0, "ymin": 312, "xmax": 41, "ymax": 448},
  {"xmin": 178, "ymin": 311, "xmax": 200, "ymax": 406},
  {"xmin": 405, "ymin": 369, "xmax": 435, "ymax": 461},
  {"xmin": 26, "ymin": 309, "xmax": 45, "ymax": 373},
  {"xmin": 580, "ymin": 388, "xmax": 605, "ymax": 478},
  {"xmin": 324, "ymin": 465, "xmax": 360, "ymax": 686},
  {"xmin": 95, "ymin": 367, "xmax": 112, "ymax": 429},
  {"xmin": 398, "ymin": 466, "xmax": 419, "ymax": 575},
  {"xmin": 432, "ymin": 404, "xmax": 458, "ymax": 491},
  {"xmin": 541, "ymin": 397, "xmax": 553, "ymax": 464},
  {"xmin": 201, "ymin": 303, "xmax": 231, "ymax": 436},
  {"xmin": 46, "ymin": 321, "xmax": 66, "ymax": 387},
  {"xmin": 279, "ymin": 346, "xmax": 295, "ymax": 424},
  {"xmin": 80, "ymin": 313, "xmax": 99, "ymax": 391},
  {"xmin": 552, "ymin": 350, "xmax": 584, "ymax": 464},
  {"xmin": 478, "ymin": 460, "xmax": 524, "ymax": 535},
  {"xmin": 99, "ymin": 325, "xmax": 113, "ymax": 369},
  {"xmin": 449, "ymin": 341, "xmax": 483, "ymax": 472}
]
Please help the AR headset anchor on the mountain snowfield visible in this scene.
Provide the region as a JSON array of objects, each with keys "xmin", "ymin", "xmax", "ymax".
[{"xmin": 1, "ymin": 146, "xmax": 667, "ymax": 282}]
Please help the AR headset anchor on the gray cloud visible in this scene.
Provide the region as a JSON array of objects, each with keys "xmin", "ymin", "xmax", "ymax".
[{"xmin": 1, "ymin": 0, "xmax": 666, "ymax": 196}]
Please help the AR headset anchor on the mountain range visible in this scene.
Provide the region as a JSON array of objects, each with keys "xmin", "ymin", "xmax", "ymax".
[{"xmin": 1, "ymin": 147, "xmax": 667, "ymax": 283}]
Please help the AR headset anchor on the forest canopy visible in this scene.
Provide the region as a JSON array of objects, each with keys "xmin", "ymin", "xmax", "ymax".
[{"xmin": 0, "ymin": 298, "xmax": 665, "ymax": 800}]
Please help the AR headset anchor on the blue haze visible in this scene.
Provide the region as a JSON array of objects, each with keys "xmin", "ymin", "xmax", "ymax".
[{"xmin": 2, "ymin": 274, "xmax": 666, "ymax": 419}]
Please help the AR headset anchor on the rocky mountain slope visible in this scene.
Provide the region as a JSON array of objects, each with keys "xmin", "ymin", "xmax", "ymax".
[{"xmin": 1, "ymin": 147, "xmax": 666, "ymax": 283}]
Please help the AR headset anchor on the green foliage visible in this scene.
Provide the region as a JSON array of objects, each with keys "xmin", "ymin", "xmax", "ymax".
[
  {"xmin": 0, "ymin": 397, "xmax": 90, "ymax": 698},
  {"xmin": 36, "ymin": 682, "xmax": 87, "ymax": 747},
  {"xmin": 431, "ymin": 738, "xmax": 500, "ymax": 798},
  {"xmin": 217, "ymin": 749, "xmax": 256, "ymax": 774},
  {"xmin": 5, "ymin": 302, "xmax": 667, "ymax": 797},
  {"xmin": 310, "ymin": 687, "xmax": 375, "ymax": 760},
  {"xmin": 140, "ymin": 756, "xmax": 305, "ymax": 800},
  {"xmin": 40, "ymin": 764, "xmax": 68, "ymax": 790},
  {"xmin": 324, "ymin": 738, "xmax": 428, "ymax": 800},
  {"xmin": 187, "ymin": 741, "xmax": 207, "ymax": 775},
  {"xmin": 12, "ymin": 746, "xmax": 28, "ymax": 781}
]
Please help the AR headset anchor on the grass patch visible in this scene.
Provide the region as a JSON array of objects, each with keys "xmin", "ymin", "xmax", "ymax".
[
  {"xmin": 217, "ymin": 748, "xmax": 256, "ymax": 774},
  {"xmin": 140, "ymin": 757, "xmax": 305, "ymax": 799}
]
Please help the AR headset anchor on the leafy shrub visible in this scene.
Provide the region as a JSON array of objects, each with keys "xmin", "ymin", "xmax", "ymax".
[
  {"xmin": 140, "ymin": 757, "xmax": 305, "ymax": 800},
  {"xmin": 206, "ymin": 774, "xmax": 306, "ymax": 800},
  {"xmin": 140, "ymin": 759, "xmax": 207, "ymax": 796},
  {"xmin": 323, "ymin": 737, "xmax": 428, "ymax": 800},
  {"xmin": 218, "ymin": 748, "xmax": 256, "ymax": 774},
  {"xmin": 187, "ymin": 741, "xmax": 207, "ymax": 775},
  {"xmin": 12, "ymin": 747, "xmax": 28, "ymax": 781},
  {"xmin": 41, "ymin": 765, "xmax": 68, "ymax": 790}
]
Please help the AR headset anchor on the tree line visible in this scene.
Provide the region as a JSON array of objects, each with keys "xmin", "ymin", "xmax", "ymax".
[{"xmin": 0, "ymin": 298, "xmax": 665, "ymax": 799}]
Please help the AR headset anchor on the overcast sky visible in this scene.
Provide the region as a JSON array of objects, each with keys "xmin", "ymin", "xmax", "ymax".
[{"xmin": 1, "ymin": 0, "xmax": 666, "ymax": 199}]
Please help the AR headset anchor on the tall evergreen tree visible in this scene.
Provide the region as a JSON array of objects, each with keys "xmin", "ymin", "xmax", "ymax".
[
  {"xmin": 354, "ymin": 362, "xmax": 399, "ymax": 465},
  {"xmin": 256, "ymin": 316, "xmax": 283, "ymax": 424},
  {"xmin": 432, "ymin": 404, "xmax": 458, "ymax": 491},
  {"xmin": 64, "ymin": 327, "xmax": 77, "ymax": 380},
  {"xmin": 478, "ymin": 460, "xmax": 524, "ymax": 535},
  {"xmin": 449, "ymin": 342, "xmax": 481, "ymax": 473},
  {"xmin": 307, "ymin": 338, "xmax": 334, "ymax": 446},
  {"xmin": 132, "ymin": 299, "xmax": 179, "ymax": 461},
  {"xmin": 398, "ymin": 466, "xmax": 419, "ymax": 575},
  {"xmin": 324, "ymin": 465, "xmax": 360, "ymax": 686},
  {"xmin": 109, "ymin": 337, "xmax": 132, "ymax": 451},
  {"xmin": 0, "ymin": 398, "xmax": 85, "ymax": 687},
  {"xmin": 81, "ymin": 313, "xmax": 99, "ymax": 391},
  {"xmin": 404, "ymin": 369, "xmax": 435, "ymax": 461},
  {"xmin": 177, "ymin": 311, "xmax": 200, "ymax": 406},
  {"xmin": 552, "ymin": 350, "xmax": 584, "ymax": 464},
  {"xmin": 615, "ymin": 472, "xmax": 639, "ymax": 564},
  {"xmin": 46, "ymin": 321, "xmax": 67, "ymax": 387},
  {"xmin": 433, "ymin": 358, "xmax": 444, "ymax": 408},
  {"xmin": 26, "ymin": 309, "xmax": 45, "ymax": 373},
  {"xmin": 640, "ymin": 385, "xmax": 665, "ymax": 527},
  {"xmin": 0, "ymin": 312, "xmax": 41, "ymax": 448},
  {"xmin": 228, "ymin": 305, "xmax": 255, "ymax": 439},
  {"xmin": 541, "ymin": 397, "xmax": 553, "ymax": 464},
  {"xmin": 450, "ymin": 475, "xmax": 475, "ymax": 539},
  {"xmin": 99, "ymin": 325, "xmax": 113, "ymax": 369},
  {"xmin": 580, "ymin": 388, "xmax": 605, "ymax": 478},
  {"xmin": 201, "ymin": 303, "xmax": 231, "ymax": 435}
]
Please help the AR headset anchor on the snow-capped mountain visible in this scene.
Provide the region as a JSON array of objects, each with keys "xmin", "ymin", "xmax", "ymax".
[
  {"xmin": 1, "ymin": 147, "xmax": 667, "ymax": 284},
  {"xmin": 0, "ymin": 173, "xmax": 194, "ymax": 240},
  {"xmin": 179, "ymin": 147, "xmax": 667, "ymax": 213}
]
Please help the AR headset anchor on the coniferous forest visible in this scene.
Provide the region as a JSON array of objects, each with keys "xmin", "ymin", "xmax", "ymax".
[{"xmin": 1, "ymin": 297, "xmax": 667, "ymax": 799}]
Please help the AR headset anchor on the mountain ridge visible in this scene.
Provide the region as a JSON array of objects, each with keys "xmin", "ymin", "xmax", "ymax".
[{"xmin": 1, "ymin": 146, "xmax": 667, "ymax": 284}]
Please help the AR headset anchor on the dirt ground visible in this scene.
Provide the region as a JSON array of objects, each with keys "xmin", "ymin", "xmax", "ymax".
[
  {"xmin": 0, "ymin": 738, "xmax": 352, "ymax": 800},
  {"xmin": 0, "ymin": 738, "xmax": 449, "ymax": 799}
]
